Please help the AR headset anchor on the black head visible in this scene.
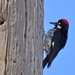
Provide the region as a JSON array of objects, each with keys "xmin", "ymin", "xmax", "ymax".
[{"xmin": 50, "ymin": 19, "xmax": 69, "ymax": 31}]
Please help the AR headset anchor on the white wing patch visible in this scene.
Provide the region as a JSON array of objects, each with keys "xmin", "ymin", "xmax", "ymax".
[{"xmin": 52, "ymin": 42, "xmax": 55, "ymax": 48}]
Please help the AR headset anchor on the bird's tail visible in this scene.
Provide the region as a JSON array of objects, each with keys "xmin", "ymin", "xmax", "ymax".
[{"xmin": 43, "ymin": 55, "xmax": 48, "ymax": 69}]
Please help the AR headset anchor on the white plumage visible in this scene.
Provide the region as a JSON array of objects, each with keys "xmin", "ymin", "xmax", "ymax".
[{"xmin": 44, "ymin": 29, "xmax": 57, "ymax": 54}]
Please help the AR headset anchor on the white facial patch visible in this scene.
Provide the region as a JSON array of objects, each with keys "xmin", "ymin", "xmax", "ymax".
[
  {"xmin": 57, "ymin": 25, "xmax": 62, "ymax": 29},
  {"xmin": 52, "ymin": 42, "xmax": 54, "ymax": 47}
]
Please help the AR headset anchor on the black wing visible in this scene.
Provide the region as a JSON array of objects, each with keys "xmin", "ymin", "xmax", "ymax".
[
  {"xmin": 43, "ymin": 29, "xmax": 61, "ymax": 68},
  {"xmin": 47, "ymin": 29, "xmax": 61, "ymax": 67}
]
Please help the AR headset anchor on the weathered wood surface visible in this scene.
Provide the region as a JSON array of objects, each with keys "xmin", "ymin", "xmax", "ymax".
[{"xmin": 0, "ymin": 0, "xmax": 44, "ymax": 75}]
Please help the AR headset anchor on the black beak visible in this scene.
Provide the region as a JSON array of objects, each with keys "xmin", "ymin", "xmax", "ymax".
[{"xmin": 49, "ymin": 22, "xmax": 57, "ymax": 26}]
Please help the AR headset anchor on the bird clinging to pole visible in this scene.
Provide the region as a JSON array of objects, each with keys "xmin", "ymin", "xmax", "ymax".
[{"xmin": 43, "ymin": 19, "xmax": 69, "ymax": 69}]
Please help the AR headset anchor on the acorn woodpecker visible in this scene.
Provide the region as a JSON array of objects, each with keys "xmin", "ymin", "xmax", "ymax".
[{"xmin": 43, "ymin": 19, "xmax": 69, "ymax": 69}]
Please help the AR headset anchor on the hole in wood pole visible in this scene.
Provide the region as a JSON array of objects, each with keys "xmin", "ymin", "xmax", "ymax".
[
  {"xmin": 40, "ymin": 13, "xmax": 41, "ymax": 17},
  {"xmin": 33, "ymin": 42, "xmax": 36, "ymax": 46},
  {"xmin": 39, "ymin": 31, "xmax": 41, "ymax": 35},
  {"xmin": 28, "ymin": 41, "xmax": 30, "ymax": 44},
  {"xmin": 23, "ymin": 58, "xmax": 25, "ymax": 62},
  {"xmin": 7, "ymin": 0, "xmax": 9, "ymax": 2},
  {"xmin": 4, "ymin": 53, "xmax": 7, "ymax": 65},
  {"xmin": 19, "ymin": 49, "xmax": 21, "ymax": 51},
  {"xmin": 32, "ymin": 32, "xmax": 34, "ymax": 38},
  {"xmin": 32, "ymin": 36, "xmax": 34, "ymax": 39},
  {"xmin": 0, "ymin": 57, "xmax": 1, "ymax": 60},
  {"xmin": 13, "ymin": 47, "xmax": 15, "ymax": 50},
  {"xmin": 13, "ymin": 59, "xmax": 16, "ymax": 63},
  {"xmin": 34, "ymin": 70, "xmax": 35, "ymax": 75},
  {"xmin": 41, "ymin": 0, "xmax": 43, "ymax": 2},
  {"xmin": 30, "ymin": 51, "xmax": 32, "ymax": 62},
  {"xmin": 25, "ymin": 12, "xmax": 27, "ymax": 19},
  {"xmin": 39, "ymin": 71, "xmax": 41, "ymax": 74},
  {"xmin": 21, "ymin": 71, "xmax": 24, "ymax": 75},
  {"xmin": 24, "ymin": 33, "xmax": 26, "ymax": 39},
  {"xmin": 32, "ymin": 14, "xmax": 34, "ymax": 20},
  {"xmin": 25, "ymin": 0, "xmax": 26, "ymax": 3},
  {"xmin": 36, "ymin": 36, "xmax": 38, "ymax": 39},
  {"xmin": 0, "ymin": 13, "xmax": 5, "ymax": 25},
  {"xmin": 34, "ymin": 2, "xmax": 36, "ymax": 6},
  {"xmin": 16, "ymin": 42, "xmax": 18, "ymax": 46},
  {"xmin": 34, "ymin": 57, "xmax": 35, "ymax": 74},
  {"xmin": 40, "ymin": 5, "xmax": 42, "ymax": 10}
]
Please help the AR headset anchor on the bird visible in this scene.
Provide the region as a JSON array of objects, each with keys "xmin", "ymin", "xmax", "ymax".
[{"xmin": 43, "ymin": 19, "xmax": 69, "ymax": 69}]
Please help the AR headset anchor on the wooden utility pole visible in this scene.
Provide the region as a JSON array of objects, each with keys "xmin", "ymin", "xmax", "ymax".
[{"xmin": 0, "ymin": 0, "xmax": 44, "ymax": 75}]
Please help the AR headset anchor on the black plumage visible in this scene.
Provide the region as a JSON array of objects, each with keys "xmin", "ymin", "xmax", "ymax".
[{"xmin": 43, "ymin": 19, "xmax": 69, "ymax": 68}]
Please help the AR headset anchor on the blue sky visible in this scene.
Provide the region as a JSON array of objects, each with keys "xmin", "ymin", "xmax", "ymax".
[{"xmin": 43, "ymin": 0, "xmax": 75, "ymax": 75}]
